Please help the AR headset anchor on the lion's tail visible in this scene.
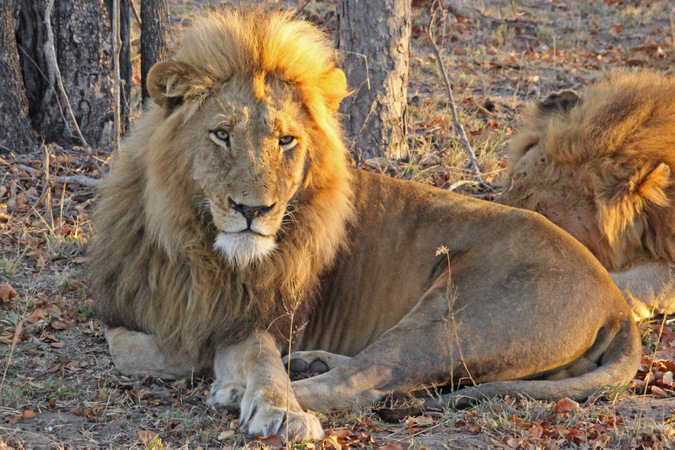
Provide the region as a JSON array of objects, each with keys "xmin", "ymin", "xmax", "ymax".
[{"xmin": 426, "ymin": 318, "xmax": 641, "ymax": 409}]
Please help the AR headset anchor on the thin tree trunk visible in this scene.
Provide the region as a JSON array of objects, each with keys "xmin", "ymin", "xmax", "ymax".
[
  {"xmin": 119, "ymin": 0, "xmax": 131, "ymax": 131},
  {"xmin": 337, "ymin": 0, "xmax": 411, "ymax": 162},
  {"xmin": 0, "ymin": 0, "xmax": 38, "ymax": 153},
  {"xmin": 140, "ymin": 0, "xmax": 169, "ymax": 106},
  {"xmin": 112, "ymin": 0, "xmax": 121, "ymax": 150}
]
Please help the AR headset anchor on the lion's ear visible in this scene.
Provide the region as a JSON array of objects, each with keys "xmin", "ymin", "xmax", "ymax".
[
  {"xmin": 319, "ymin": 68, "xmax": 348, "ymax": 114},
  {"xmin": 596, "ymin": 162, "xmax": 671, "ymax": 244},
  {"xmin": 537, "ymin": 90, "xmax": 581, "ymax": 114},
  {"xmin": 147, "ymin": 61, "xmax": 213, "ymax": 111}
]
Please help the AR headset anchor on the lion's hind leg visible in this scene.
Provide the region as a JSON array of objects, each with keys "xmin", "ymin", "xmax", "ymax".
[
  {"xmin": 105, "ymin": 327, "xmax": 200, "ymax": 379},
  {"xmin": 282, "ymin": 350, "xmax": 352, "ymax": 380}
]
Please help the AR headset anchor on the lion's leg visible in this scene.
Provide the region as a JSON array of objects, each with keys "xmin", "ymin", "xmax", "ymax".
[
  {"xmin": 105, "ymin": 327, "xmax": 201, "ymax": 379},
  {"xmin": 610, "ymin": 262, "xmax": 675, "ymax": 320},
  {"xmin": 208, "ymin": 331, "xmax": 324, "ymax": 442},
  {"xmin": 291, "ymin": 268, "xmax": 638, "ymax": 412},
  {"xmin": 282, "ymin": 350, "xmax": 352, "ymax": 379},
  {"xmin": 292, "ymin": 276, "xmax": 456, "ymax": 411}
]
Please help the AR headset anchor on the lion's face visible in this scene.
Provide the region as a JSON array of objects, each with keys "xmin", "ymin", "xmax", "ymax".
[
  {"xmin": 499, "ymin": 143, "xmax": 606, "ymax": 256},
  {"xmin": 142, "ymin": 12, "xmax": 350, "ymax": 272},
  {"xmin": 189, "ymin": 77, "xmax": 311, "ymax": 267}
]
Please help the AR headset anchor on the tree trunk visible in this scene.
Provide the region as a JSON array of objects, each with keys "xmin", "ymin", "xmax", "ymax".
[
  {"xmin": 16, "ymin": 0, "xmax": 120, "ymax": 148},
  {"xmin": 140, "ymin": 0, "xmax": 168, "ymax": 105},
  {"xmin": 118, "ymin": 0, "xmax": 131, "ymax": 131},
  {"xmin": 0, "ymin": 0, "xmax": 38, "ymax": 153},
  {"xmin": 337, "ymin": 0, "xmax": 411, "ymax": 162}
]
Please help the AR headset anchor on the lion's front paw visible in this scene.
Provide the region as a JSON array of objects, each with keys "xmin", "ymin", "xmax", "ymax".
[
  {"xmin": 240, "ymin": 390, "xmax": 324, "ymax": 442},
  {"xmin": 207, "ymin": 380, "xmax": 245, "ymax": 413}
]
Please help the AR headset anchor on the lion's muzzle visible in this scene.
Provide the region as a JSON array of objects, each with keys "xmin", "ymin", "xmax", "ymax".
[{"xmin": 228, "ymin": 198, "xmax": 276, "ymax": 229}]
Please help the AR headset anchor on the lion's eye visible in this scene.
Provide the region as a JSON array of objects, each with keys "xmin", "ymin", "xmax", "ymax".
[
  {"xmin": 279, "ymin": 135, "xmax": 296, "ymax": 150},
  {"xmin": 210, "ymin": 129, "xmax": 230, "ymax": 146}
]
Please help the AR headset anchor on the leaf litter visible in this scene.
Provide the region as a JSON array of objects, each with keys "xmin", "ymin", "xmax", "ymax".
[{"xmin": 2, "ymin": 0, "xmax": 675, "ymax": 448}]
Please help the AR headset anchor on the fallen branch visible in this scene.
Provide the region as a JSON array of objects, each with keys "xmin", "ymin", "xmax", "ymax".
[
  {"xmin": 44, "ymin": 0, "xmax": 88, "ymax": 148},
  {"xmin": 427, "ymin": 3, "xmax": 489, "ymax": 189},
  {"xmin": 51, "ymin": 174, "xmax": 101, "ymax": 188},
  {"xmin": 16, "ymin": 164, "xmax": 101, "ymax": 187},
  {"xmin": 443, "ymin": 1, "xmax": 492, "ymax": 24},
  {"xmin": 443, "ymin": 1, "xmax": 536, "ymax": 33}
]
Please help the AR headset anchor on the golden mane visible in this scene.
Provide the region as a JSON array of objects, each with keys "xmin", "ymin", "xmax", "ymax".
[
  {"xmin": 507, "ymin": 72, "xmax": 675, "ymax": 270},
  {"xmin": 90, "ymin": 8, "xmax": 354, "ymax": 363}
]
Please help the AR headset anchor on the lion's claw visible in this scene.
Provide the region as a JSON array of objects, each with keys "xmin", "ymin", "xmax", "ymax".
[
  {"xmin": 239, "ymin": 389, "xmax": 324, "ymax": 441},
  {"xmin": 207, "ymin": 381, "xmax": 245, "ymax": 413},
  {"xmin": 244, "ymin": 408, "xmax": 323, "ymax": 442}
]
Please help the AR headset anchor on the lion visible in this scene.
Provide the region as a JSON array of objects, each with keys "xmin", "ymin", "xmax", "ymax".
[
  {"xmin": 498, "ymin": 72, "xmax": 675, "ymax": 320},
  {"xmin": 90, "ymin": 9, "xmax": 640, "ymax": 443}
]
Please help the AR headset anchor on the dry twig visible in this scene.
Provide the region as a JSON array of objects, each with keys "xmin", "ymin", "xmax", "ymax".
[
  {"xmin": 130, "ymin": 0, "xmax": 142, "ymax": 27},
  {"xmin": 112, "ymin": 0, "xmax": 122, "ymax": 150},
  {"xmin": 41, "ymin": 146, "xmax": 54, "ymax": 230},
  {"xmin": 427, "ymin": 3, "xmax": 489, "ymax": 189},
  {"xmin": 44, "ymin": 0, "xmax": 88, "ymax": 148}
]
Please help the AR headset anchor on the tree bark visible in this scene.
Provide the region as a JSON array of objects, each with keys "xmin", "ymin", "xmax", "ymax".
[
  {"xmin": 0, "ymin": 0, "xmax": 38, "ymax": 153},
  {"xmin": 118, "ymin": 0, "xmax": 131, "ymax": 131},
  {"xmin": 337, "ymin": 0, "xmax": 411, "ymax": 161},
  {"xmin": 140, "ymin": 0, "xmax": 169, "ymax": 105},
  {"xmin": 16, "ymin": 0, "xmax": 122, "ymax": 148}
]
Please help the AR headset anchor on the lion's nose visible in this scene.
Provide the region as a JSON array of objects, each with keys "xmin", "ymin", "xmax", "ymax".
[{"xmin": 229, "ymin": 198, "xmax": 275, "ymax": 225}]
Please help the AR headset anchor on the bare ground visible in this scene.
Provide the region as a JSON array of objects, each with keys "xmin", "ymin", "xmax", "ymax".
[{"xmin": 2, "ymin": 0, "xmax": 675, "ymax": 448}]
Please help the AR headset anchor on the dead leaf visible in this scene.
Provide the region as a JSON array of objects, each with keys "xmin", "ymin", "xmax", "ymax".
[
  {"xmin": 609, "ymin": 23, "xmax": 624, "ymax": 35},
  {"xmin": 27, "ymin": 309, "xmax": 45, "ymax": 324},
  {"xmin": 137, "ymin": 430, "xmax": 157, "ymax": 444},
  {"xmin": 217, "ymin": 430, "xmax": 235, "ymax": 441},
  {"xmin": 485, "ymin": 436, "xmax": 503, "ymax": 446},
  {"xmin": 0, "ymin": 283, "xmax": 18, "ymax": 302},
  {"xmin": 504, "ymin": 437, "xmax": 523, "ymax": 448},
  {"xmin": 21, "ymin": 408, "xmax": 37, "ymax": 420},
  {"xmin": 255, "ymin": 435, "xmax": 283, "ymax": 447},
  {"xmin": 50, "ymin": 320, "xmax": 67, "ymax": 330},
  {"xmin": 322, "ymin": 434, "xmax": 341, "ymax": 449},
  {"xmin": 525, "ymin": 423, "xmax": 543, "ymax": 439},
  {"xmin": 651, "ymin": 386, "xmax": 669, "ymax": 397},
  {"xmin": 554, "ymin": 397, "xmax": 579, "ymax": 412},
  {"xmin": 50, "ymin": 341, "xmax": 65, "ymax": 349},
  {"xmin": 45, "ymin": 304, "xmax": 62, "ymax": 315},
  {"xmin": 408, "ymin": 415, "xmax": 435, "ymax": 427}
]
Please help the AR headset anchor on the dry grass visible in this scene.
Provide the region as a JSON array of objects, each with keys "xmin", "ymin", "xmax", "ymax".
[{"xmin": 1, "ymin": 0, "xmax": 674, "ymax": 448}]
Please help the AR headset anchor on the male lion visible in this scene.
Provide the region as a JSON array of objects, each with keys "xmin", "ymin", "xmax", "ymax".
[
  {"xmin": 90, "ymin": 9, "xmax": 640, "ymax": 442},
  {"xmin": 499, "ymin": 72, "xmax": 675, "ymax": 319}
]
